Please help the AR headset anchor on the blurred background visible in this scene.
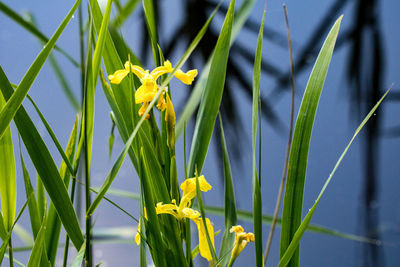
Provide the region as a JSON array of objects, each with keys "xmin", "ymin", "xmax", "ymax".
[{"xmin": 0, "ymin": 0, "xmax": 399, "ymax": 266}]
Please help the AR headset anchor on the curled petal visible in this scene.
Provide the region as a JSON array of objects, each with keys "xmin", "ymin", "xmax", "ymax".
[
  {"xmin": 157, "ymin": 93, "xmax": 166, "ymax": 111},
  {"xmin": 124, "ymin": 61, "xmax": 147, "ymax": 79},
  {"xmin": 150, "ymin": 60, "xmax": 174, "ymax": 80},
  {"xmin": 108, "ymin": 69, "xmax": 129, "ymax": 84},
  {"xmin": 195, "ymin": 218, "xmax": 215, "ymax": 262},
  {"xmin": 180, "ymin": 207, "xmax": 200, "ymax": 221},
  {"xmin": 230, "ymin": 225, "xmax": 244, "ymax": 234},
  {"xmin": 155, "ymin": 202, "xmax": 179, "ymax": 217},
  {"xmin": 180, "ymin": 175, "xmax": 212, "ymax": 200},
  {"xmin": 174, "ymin": 69, "xmax": 198, "ymax": 85},
  {"xmin": 138, "ymin": 103, "xmax": 150, "ymax": 119}
]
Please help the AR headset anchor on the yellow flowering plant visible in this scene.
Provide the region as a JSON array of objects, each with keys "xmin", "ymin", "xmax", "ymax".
[
  {"xmin": 0, "ymin": 0, "xmax": 372, "ymax": 267},
  {"xmin": 108, "ymin": 60, "xmax": 197, "ymax": 118}
]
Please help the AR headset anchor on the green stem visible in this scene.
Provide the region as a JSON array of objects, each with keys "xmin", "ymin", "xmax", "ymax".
[{"xmin": 8, "ymin": 238, "xmax": 14, "ymax": 267}]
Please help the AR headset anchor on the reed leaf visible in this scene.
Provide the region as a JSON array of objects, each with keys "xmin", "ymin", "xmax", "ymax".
[
  {"xmin": 0, "ymin": 68, "xmax": 84, "ymax": 249},
  {"xmin": 0, "ymin": 92, "xmax": 16, "ymax": 231},
  {"xmin": 176, "ymin": 0, "xmax": 256, "ymax": 138},
  {"xmin": 252, "ymin": 9, "xmax": 265, "ymax": 267},
  {"xmin": 0, "ymin": 0, "xmax": 81, "ymax": 139},
  {"xmin": 218, "ymin": 114, "xmax": 237, "ymax": 266},
  {"xmin": 70, "ymin": 243, "xmax": 86, "ymax": 267},
  {"xmin": 26, "ymin": 214, "xmax": 46, "ymax": 267},
  {"xmin": 0, "ymin": 2, "xmax": 79, "ymax": 67},
  {"xmin": 278, "ymin": 87, "xmax": 390, "ymax": 267},
  {"xmin": 45, "ymin": 117, "xmax": 78, "ymax": 266},
  {"xmin": 19, "ymin": 150, "xmax": 41, "ymax": 239},
  {"xmin": 0, "ymin": 199, "xmax": 28, "ymax": 265},
  {"xmin": 279, "ymin": 15, "xmax": 343, "ymax": 267},
  {"xmin": 187, "ymin": 0, "xmax": 235, "ymax": 176}
]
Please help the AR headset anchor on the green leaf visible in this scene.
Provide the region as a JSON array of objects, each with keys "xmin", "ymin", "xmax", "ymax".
[
  {"xmin": 0, "ymin": 212, "xmax": 6, "ymax": 240},
  {"xmin": 176, "ymin": 0, "xmax": 256, "ymax": 138},
  {"xmin": 26, "ymin": 214, "xmax": 47, "ymax": 267},
  {"xmin": 252, "ymin": 10, "xmax": 265, "ymax": 267},
  {"xmin": 142, "ymin": 0, "xmax": 159, "ymax": 65},
  {"xmin": 19, "ymin": 149, "xmax": 41, "ymax": 238},
  {"xmin": 187, "ymin": 0, "xmax": 235, "ymax": 176},
  {"xmin": 218, "ymin": 114, "xmax": 237, "ymax": 266},
  {"xmin": 26, "ymin": 95, "xmax": 75, "ymax": 175},
  {"xmin": 111, "ymin": 0, "xmax": 140, "ymax": 28},
  {"xmin": 24, "ymin": 12, "xmax": 80, "ymax": 112},
  {"xmin": 0, "ymin": 0, "xmax": 82, "ymax": 139},
  {"xmin": 279, "ymin": 16, "xmax": 343, "ymax": 267},
  {"xmin": 277, "ymin": 86, "xmax": 390, "ymax": 267},
  {"xmin": 102, "ymin": 187, "xmax": 379, "ymax": 244},
  {"xmin": 70, "ymin": 242, "xmax": 86, "ymax": 267},
  {"xmin": 0, "ymin": 2, "xmax": 79, "ymax": 67},
  {"xmin": 0, "ymin": 91, "xmax": 16, "ymax": 231},
  {"xmin": 139, "ymin": 148, "xmax": 167, "ymax": 267},
  {"xmin": 0, "ymin": 67, "xmax": 84, "ymax": 250},
  {"xmin": 0, "ymin": 199, "xmax": 28, "ymax": 265},
  {"xmin": 45, "ymin": 117, "xmax": 79, "ymax": 266}
]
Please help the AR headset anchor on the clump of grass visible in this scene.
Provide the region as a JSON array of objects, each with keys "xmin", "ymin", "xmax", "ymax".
[{"xmin": 0, "ymin": 1, "xmax": 389, "ymax": 267}]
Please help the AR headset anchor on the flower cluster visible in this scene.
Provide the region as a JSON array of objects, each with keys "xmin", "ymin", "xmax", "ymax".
[
  {"xmin": 108, "ymin": 60, "xmax": 197, "ymax": 118},
  {"xmin": 228, "ymin": 225, "xmax": 255, "ymax": 266},
  {"xmin": 135, "ymin": 176, "xmax": 215, "ymax": 261}
]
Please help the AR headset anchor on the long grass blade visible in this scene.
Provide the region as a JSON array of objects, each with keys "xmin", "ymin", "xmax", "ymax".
[
  {"xmin": 0, "ymin": 2, "xmax": 79, "ymax": 67},
  {"xmin": 218, "ymin": 114, "xmax": 237, "ymax": 266},
  {"xmin": 279, "ymin": 15, "xmax": 343, "ymax": 267},
  {"xmin": 70, "ymin": 242, "xmax": 86, "ymax": 267},
  {"xmin": 139, "ymin": 148, "xmax": 167, "ymax": 267},
  {"xmin": 19, "ymin": 149, "xmax": 41, "ymax": 238},
  {"xmin": 0, "ymin": 199, "xmax": 28, "ymax": 265},
  {"xmin": 252, "ymin": 9, "xmax": 265, "ymax": 267},
  {"xmin": 0, "ymin": 68, "xmax": 84, "ymax": 249},
  {"xmin": 103, "ymin": 187, "xmax": 378, "ymax": 244},
  {"xmin": 24, "ymin": 12, "xmax": 80, "ymax": 112},
  {"xmin": 176, "ymin": 0, "xmax": 256, "ymax": 138},
  {"xmin": 278, "ymin": 87, "xmax": 390, "ymax": 267},
  {"xmin": 187, "ymin": 0, "xmax": 235, "ymax": 176},
  {"xmin": 45, "ymin": 117, "xmax": 79, "ymax": 266},
  {"xmin": 26, "ymin": 95, "xmax": 75, "ymax": 175},
  {"xmin": 0, "ymin": 212, "xmax": 5, "ymax": 241},
  {"xmin": 111, "ymin": 0, "xmax": 140, "ymax": 28},
  {"xmin": 0, "ymin": 92, "xmax": 16, "ymax": 231},
  {"xmin": 26, "ymin": 214, "xmax": 46, "ymax": 267},
  {"xmin": 0, "ymin": 0, "xmax": 81, "ymax": 139}
]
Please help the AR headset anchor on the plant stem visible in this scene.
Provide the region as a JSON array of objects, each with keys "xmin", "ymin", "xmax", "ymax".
[
  {"xmin": 263, "ymin": 4, "xmax": 295, "ymax": 264},
  {"xmin": 8, "ymin": 238, "xmax": 14, "ymax": 267}
]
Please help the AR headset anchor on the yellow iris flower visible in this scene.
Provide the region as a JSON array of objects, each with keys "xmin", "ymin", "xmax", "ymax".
[
  {"xmin": 108, "ymin": 60, "xmax": 197, "ymax": 118},
  {"xmin": 228, "ymin": 225, "xmax": 255, "ymax": 266},
  {"xmin": 135, "ymin": 176, "xmax": 215, "ymax": 261}
]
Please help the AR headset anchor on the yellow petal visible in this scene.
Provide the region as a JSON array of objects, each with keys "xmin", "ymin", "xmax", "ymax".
[
  {"xmin": 180, "ymin": 207, "xmax": 200, "ymax": 221},
  {"xmin": 124, "ymin": 61, "xmax": 147, "ymax": 79},
  {"xmin": 157, "ymin": 93, "xmax": 166, "ymax": 111},
  {"xmin": 150, "ymin": 60, "xmax": 173, "ymax": 80},
  {"xmin": 135, "ymin": 221, "xmax": 141, "ymax": 245},
  {"xmin": 230, "ymin": 225, "xmax": 244, "ymax": 234},
  {"xmin": 135, "ymin": 81, "xmax": 157, "ymax": 104},
  {"xmin": 174, "ymin": 69, "xmax": 198, "ymax": 85},
  {"xmin": 108, "ymin": 69, "xmax": 129, "ymax": 84},
  {"xmin": 138, "ymin": 103, "xmax": 150, "ymax": 119},
  {"xmin": 180, "ymin": 175, "xmax": 212, "ymax": 200},
  {"xmin": 155, "ymin": 202, "xmax": 179, "ymax": 218},
  {"xmin": 195, "ymin": 218, "xmax": 214, "ymax": 261}
]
